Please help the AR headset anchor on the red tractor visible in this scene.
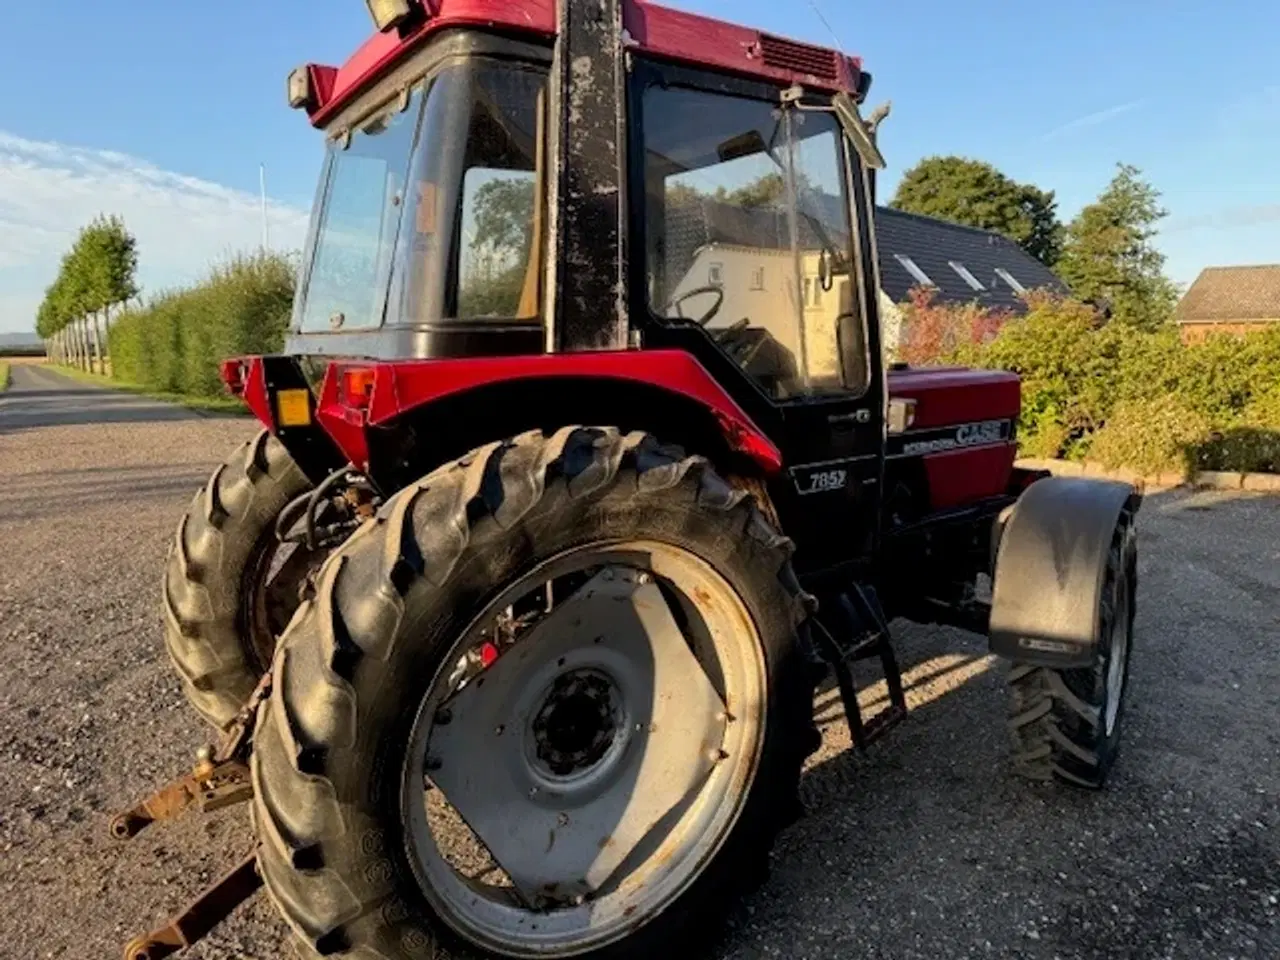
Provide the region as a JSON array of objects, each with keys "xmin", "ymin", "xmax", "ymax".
[{"xmin": 118, "ymin": 1, "xmax": 1140, "ymax": 957}]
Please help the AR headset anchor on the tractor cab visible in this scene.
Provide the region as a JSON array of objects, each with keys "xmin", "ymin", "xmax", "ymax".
[
  {"xmin": 268, "ymin": 0, "xmax": 896, "ymax": 573},
  {"xmin": 284, "ymin": 0, "xmax": 885, "ymax": 383}
]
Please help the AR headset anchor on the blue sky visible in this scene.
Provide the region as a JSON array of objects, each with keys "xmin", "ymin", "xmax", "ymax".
[{"xmin": 1, "ymin": 0, "xmax": 1277, "ymax": 333}]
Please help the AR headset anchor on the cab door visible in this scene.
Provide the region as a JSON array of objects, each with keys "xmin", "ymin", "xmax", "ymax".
[
  {"xmin": 768, "ymin": 103, "xmax": 887, "ymax": 576},
  {"xmin": 632, "ymin": 64, "xmax": 886, "ymax": 578}
]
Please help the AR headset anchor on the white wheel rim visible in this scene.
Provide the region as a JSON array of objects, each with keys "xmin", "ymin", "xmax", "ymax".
[{"xmin": 400, "ymin": 541, "xmax": 768, "ymax": 957}]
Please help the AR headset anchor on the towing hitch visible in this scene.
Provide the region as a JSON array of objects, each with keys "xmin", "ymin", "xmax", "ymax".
[{"xmin": 112, "ymin": 675, "xmax": 271, "ymax": 959}]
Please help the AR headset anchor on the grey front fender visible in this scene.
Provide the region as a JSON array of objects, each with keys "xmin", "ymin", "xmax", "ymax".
[{"xmin": 989, "ymin": 476, "xmax": 1140, "ymax": 668}]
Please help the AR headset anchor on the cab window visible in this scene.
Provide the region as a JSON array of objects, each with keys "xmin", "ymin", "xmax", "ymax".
[{"xmin": 643, "ymin": 85, "xmax": 861, "ymax": 399}]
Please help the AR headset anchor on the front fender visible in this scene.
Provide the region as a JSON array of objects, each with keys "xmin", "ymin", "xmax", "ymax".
[{"xmin": 989, "ymin": 476, "xmax": 1140, "ymax": 668}]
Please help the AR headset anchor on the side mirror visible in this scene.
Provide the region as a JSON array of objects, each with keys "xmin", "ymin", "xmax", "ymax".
[{"xmin": 833, "ymin": 93, "xmax": 887, "ymax": 171}]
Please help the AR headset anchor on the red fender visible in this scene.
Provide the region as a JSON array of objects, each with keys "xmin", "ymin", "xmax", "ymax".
[{"xmin": 311, "ymin": 350, "xmax": 783, "ymax": 475}]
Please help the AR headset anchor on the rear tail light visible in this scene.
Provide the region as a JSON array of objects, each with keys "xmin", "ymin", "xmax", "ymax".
[
  {"xmin": 341, "ymin": 367, "xmax": 377, "ymax": 409},
  {"xmin": 219, "ymin": 359, "xmax": 247, "ymax": 396}
]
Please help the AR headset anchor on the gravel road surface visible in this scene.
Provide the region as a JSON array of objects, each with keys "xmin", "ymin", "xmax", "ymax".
[{"xmin": 1, "ymin": 365, "xmax": 1277, "ymax": 960}]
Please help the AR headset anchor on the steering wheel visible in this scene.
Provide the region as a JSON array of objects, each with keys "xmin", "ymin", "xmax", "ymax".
[{"xmin": 667, "ymin": 285, "xmax": 725, "ymax": 327}]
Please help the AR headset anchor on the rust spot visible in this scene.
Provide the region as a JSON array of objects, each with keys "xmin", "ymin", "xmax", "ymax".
[
  {"xmin": 598, "ymin": 835, "xmax": 615, "ymax": 849},
  {"xmin": 692, "ymin": 586, "xmax": 714, "ymax": 606},
  {"xmin": 623, "ymin": 905, "xmax": 637, "ymax": 918}
]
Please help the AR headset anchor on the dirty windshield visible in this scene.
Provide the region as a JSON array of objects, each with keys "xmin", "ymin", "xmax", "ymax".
[{"xmin": 297, "ymin": 90, "xmax": 425, "ymax": 332}]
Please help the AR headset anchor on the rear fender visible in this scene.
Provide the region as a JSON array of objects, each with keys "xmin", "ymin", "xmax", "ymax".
[
  {"xmin": 223, "ymin": 355, "xmax": 346, "ymax": 484},
  {"xmin": 269, "ymin": 350, "xmax": 785, "ymax": 490},
  {"xmin": 989, "ymin": 476, "xmax": 1141, "ymax": 668}
]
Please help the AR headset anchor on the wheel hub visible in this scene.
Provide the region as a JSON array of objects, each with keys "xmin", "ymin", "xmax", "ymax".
[{"xmin": 532, "ymin": 670, "xmax": 620, "ymax": 777}]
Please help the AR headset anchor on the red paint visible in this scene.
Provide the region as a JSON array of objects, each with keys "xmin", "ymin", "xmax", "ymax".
[
  {"xmin": 239, "ymin": 357, "xmax": 274, "ymax": 430},
  {"xmin": 219, "ymin": 358, "xmax": 246, "ymax": 396},
  {"xmin": 315, "ymin": 363, "xmax": 373, "ymax": 471},
  {"xmin": 305, "ymin": 64, "xmax": 338, "ymax": 114},
  {"xmin": 624, "ymin": 4, "xmax": 861, "ymax": 95},
  {"xmin": 887, "ymin": 367, "xmax": 1021, "ymax": 430},
  {"xmin": 923, "ymin": 444, "xmax": 1018, "ymax": 511},
  {"xmin": 307, "ymin": 0, "xmax": 860, "ymax": 127},
  {"xmin": 318, "ymin": 350, "xmax": 781, "ymax": 474}
]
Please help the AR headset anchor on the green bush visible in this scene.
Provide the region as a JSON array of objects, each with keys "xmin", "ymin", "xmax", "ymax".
[
  {"xmin": 1086, "ymin": 397, "xmax": 1211, "ymax": 476},
  {"xmin": 107, "ymin": 252, "xmax": 295, "ymax": 397},
  {"xmin": 920, "ymin": 292, "xmax": 1280, "ymax": 474}
]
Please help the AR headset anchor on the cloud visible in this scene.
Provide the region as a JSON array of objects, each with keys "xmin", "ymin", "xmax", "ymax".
[
  {"xmin": 1040, "ymin": 100, "xmax": 1145, "ymax": 141},
  {"xmin": 0, "ymin": 131, "xmax": 309, "ymax": 333}
]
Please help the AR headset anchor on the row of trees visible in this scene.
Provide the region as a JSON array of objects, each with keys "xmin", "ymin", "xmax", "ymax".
[
  {"xmin": 891, "ymin": 158, "xmax": 1178, "ymax": 330},
  {"xmin": 35, "ymin": 216, "xmax": 139, "ymax": 374}
]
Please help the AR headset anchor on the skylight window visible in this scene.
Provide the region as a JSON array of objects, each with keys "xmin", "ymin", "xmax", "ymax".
[
  {"xmin": 994, "ymin": 268, "xmax": 1027, "ymax": 294},
  {"xmin": 949, "ymin": 261, "xmax": 985, "ymax": 291},
  {"xmin": 895, "ymin": 254, "xmax": 935, "ymax": 288}
]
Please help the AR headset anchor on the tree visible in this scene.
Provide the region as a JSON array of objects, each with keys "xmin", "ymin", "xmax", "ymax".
[
  {"xmin": 33, "ymin": 215, "xmax": 138, "ymax": 371},
  {"xmin": 890, "ymin": 156, "xmax": 1063, "ymax": 266},
  {"xmin": 1055, "ymin": 164, "xmax": 1177, "ymax": 331}
]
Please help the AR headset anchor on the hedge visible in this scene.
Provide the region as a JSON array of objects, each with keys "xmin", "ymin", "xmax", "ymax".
[
  {"xmin": 900, "ymin": 291, "xmax": 1280, "ymax": 475},
  {"xmin": 108, "ymin": 253, "xmax": 295, "ymax": 398}
]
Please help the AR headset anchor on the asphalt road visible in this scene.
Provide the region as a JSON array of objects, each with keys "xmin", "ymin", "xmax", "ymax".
[{"xmin": 0, "ymin": 365, "xmax": 1277, "ymax": 960}]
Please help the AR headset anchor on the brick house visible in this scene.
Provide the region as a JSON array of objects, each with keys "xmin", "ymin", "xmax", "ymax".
[{"xmin": 1176, "ymin": 264, "xmax": 1280, "ymax": 343}]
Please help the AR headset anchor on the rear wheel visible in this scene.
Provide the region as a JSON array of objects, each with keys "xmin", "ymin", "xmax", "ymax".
[
  {"xmin": 251, "ymin": 427, "xmax": 820, "ymax": 959},
  {"xmin": 1008, "ymin": 512, "xmax": 1137, "ymax": 788},
  {"xmin": 162, "ymin": 430, "xmax": 317, "ymax": 728}
]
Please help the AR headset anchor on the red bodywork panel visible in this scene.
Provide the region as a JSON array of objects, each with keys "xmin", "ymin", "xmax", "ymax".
[
  {"xmin": 306, "ymin": 0, "xmax": 861, "ymax": 127},
  {"xmin": 888, "ymin": 366, "xmax": 1023, "ymax": 511},
  {"xmin": 300, "ymin": 350, "xmax": 783, "ymax": 475}
]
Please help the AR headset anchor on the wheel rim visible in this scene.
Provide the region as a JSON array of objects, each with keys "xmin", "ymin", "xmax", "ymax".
[
  {"xmin": 242, "ymin": 535, "xmax": 323, "ymax": 672},
  {"xmin": 401, "ymin": 541, "xmax": 767, "ymax": 957},
  {"xmin": 1103, "ymin": 566, "xmax": 1131, "ymax": 737}
]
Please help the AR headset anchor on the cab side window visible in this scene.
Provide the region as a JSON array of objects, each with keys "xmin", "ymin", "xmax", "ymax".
[{"xmin": 643, "ymin": 85, "xmax": 859, "ymax": 400}]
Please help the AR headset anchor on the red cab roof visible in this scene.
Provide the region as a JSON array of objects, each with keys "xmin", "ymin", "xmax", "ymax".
[{"xmin": 304, "ymin": 0, "xmax": 863, "ymax": 126}]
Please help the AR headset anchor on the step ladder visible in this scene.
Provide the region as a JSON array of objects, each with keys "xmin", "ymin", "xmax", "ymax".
[{"xmin": 814, "ymin": 584, "xmax": 907, "ymax": 748}]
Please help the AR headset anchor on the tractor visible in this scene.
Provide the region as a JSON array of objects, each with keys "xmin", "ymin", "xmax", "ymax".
[{"xmin": 115, "ymin": 1, "xmax": 1140, "ymax": 957}]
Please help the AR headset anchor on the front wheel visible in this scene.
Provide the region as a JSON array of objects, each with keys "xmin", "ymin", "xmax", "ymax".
[
  {"xmin": 250, "ymin": 427, "xmax": 820, "ymax": 959},
  {"xmin": 1008, "ymin": 511, "xmax": 1137, "ymax": 788}
]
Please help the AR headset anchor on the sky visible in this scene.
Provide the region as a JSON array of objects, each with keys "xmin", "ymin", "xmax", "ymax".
[{"xmin": 1, "ymin": 0, "xmax": 1278, "ymax": 334}]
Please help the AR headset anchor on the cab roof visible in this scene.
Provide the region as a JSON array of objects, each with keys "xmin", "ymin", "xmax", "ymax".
[{"xmin": 301, "ymin": 0, "xmax": 865, "ymax": 127}]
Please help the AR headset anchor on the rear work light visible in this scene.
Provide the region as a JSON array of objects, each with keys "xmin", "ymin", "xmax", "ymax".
[
  {"xmin": 287, "ymin": 66, "xmax": 312, "ymax": 110},
  {"xmin": 365, "ymin": 0, "xmax": 419, "ymax": 32}
]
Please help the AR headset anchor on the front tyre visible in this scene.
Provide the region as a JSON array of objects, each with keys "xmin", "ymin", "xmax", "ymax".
[
  {"xmin": 1008, "ymin": 511, "xmax": 1137, "ymax": 788},
  {"xmin": 250, "ymin": 427, "xmax": 820, "ymax": 959}
]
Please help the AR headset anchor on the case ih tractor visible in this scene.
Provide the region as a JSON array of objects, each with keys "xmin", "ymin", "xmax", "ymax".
[{"xmin": 115, "ymin": 1, "xmax": 1140, "ymax": 957}]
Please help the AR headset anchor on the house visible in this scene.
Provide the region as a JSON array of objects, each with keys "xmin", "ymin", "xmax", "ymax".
[
  {"xmin": 1175, "ymin": 264, "xmax": 1280, "ymax": 343},
  {"xmin": 873, "ymin": 206, "xmax": 1068, "ymax": 351},
  {"xmin": 659, "ymin": 196, "xmax": 1066, "ymax": 371}
]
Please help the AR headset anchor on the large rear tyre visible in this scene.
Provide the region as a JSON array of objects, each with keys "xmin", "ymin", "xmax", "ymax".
[
  {"xmin": 251, "ymin": 427, "xmax": 821, "ymax": 960},
  {"xmin": 162, "ymin": 430, "xmax": 314, "ymax": 729},
  {"xmin": 1008, "ymin": 511, "xmax": 1137, "ymax": 788}
]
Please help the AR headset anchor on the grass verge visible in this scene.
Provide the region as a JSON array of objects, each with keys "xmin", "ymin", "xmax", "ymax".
[
  {"xmin": 0, "ymin": 362, "xmax": 9, "ymax": 392},
  {"xmin": 48, "ymin": 364, "xmax": 249, "ymax": 415}
]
